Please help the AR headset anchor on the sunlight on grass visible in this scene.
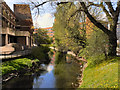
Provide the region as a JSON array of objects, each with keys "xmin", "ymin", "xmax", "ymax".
[{"xmin": 79, "ymin": 57, "xmax": 119, "ymax": 88}]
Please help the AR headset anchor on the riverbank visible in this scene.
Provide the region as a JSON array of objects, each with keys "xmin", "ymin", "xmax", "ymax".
[
  {"xmin": 79, "ymin": 56, "xmax": 120, "ymax": 88},
  {"xmin": 2, "ymin": 57, "xmax": 45, "ymax": 83},
  {"xmin": 2, "ymin": 46, "xmax": 51, "ymax": 83}
]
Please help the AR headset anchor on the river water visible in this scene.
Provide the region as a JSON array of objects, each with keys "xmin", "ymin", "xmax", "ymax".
[{"xmin": 2, "ymin": 51, "xmax": 81, "ymax": 89}]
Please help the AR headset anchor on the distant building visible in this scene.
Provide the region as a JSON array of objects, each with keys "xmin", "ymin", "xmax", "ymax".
[
  {"xmin": 42, "ymin": 27, "xmax": 54, "ymax": 38},
  {"xmin": 33, "ymin": 28, "xmax": 38, "ymax": 34},
  {"xmin": 85, "ymin": 17, "xmax": 108, "ymax": 38},
  {"xmin": 0, "ymin": 1, "xmax": 33, "ymax": 51},
  {"xmin": 33, "ymin": 27, "xmax": 54, "ymax": 37},
  {"xmin": 82, "ymin": 16, "xmax": 120, "ymax": 49}
]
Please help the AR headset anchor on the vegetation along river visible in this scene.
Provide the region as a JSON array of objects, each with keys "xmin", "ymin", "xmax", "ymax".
[{"xmin": 2, "ymin": 50, "xmax": 83, "ymax": 89}]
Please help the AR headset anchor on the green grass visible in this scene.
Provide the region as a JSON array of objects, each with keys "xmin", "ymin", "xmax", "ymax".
[
  {"xmin": 1, "ymin": 58, "xmax": 39, "ymax": 75},
  {"xmin": 79, "ymin": 57, "xmax": 119, "ymax": 88}
]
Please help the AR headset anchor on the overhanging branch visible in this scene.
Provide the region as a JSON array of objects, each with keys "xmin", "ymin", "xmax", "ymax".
[
  {"xmin": 105, "ymin": 2, "xmax": 115, "ymax": 17},
  {"xmin": 88, "ymin": 2, "xmax": 112, "ymax": 22},
  {"xmin": 80, "ymin": 2, "xmax": 112, "ymax": 35},
  {"xmin": 34, "ymin": 1, "xmax": 49, "ymax": 7}
]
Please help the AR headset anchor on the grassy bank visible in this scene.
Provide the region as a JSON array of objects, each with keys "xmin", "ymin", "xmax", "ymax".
[
  {"xmin": 79, "ymin": 56, "xmax": 119, "ymax": 88},
  {"xmin": 2, "ymin": 45, "xmax": 50, "ymax": 76},
  {"xmin": 2, "ymin": 58, "xmax": 39, "ymax": 75}
]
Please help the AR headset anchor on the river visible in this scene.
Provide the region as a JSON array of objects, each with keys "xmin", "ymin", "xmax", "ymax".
[{"xmin": 2, "ymin": 50, "xmax": 81, "ymax": 89}]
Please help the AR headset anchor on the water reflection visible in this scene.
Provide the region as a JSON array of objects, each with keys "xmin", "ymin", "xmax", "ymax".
[
  {"xmin": 47, "ymin": 65, "xmax": 54, "ymax": 73},
  {"xmin": 33, "ymin": 67, "xmax": 56, "ymax": 88},
  {"xmin": 54, "ymin": 54, "xmax": 80, "ymax": 89}
]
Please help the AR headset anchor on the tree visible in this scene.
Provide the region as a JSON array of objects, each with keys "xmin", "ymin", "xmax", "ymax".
[
  {"xmin": 78, "ymin": 1, "xmax": 120, "ymax": 56},
  {"xmin": 53, "ymin": 2, "xmax": 86, "ymax": 54},
  {"xmin": 33, "ymin": 28, "xmax": 51, "ymax": 45},
  {"xmin": 30, "ymin": 0, "xmax": 120, "ymax": 56},
  {"xmin": 57, "ymin": 1, "xmax": 120, "ymax": 56}
]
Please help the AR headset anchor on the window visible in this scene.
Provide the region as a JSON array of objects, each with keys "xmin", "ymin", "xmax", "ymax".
[{"xmin": 16, "ymin": 26, "xmax": 21, "ymax": 29}]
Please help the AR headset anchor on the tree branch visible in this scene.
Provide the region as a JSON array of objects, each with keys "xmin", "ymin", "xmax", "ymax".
[
  {"xmin": 88, "ymin": 2, "xmax": 112, "ymax": 22},
  {"xmin": 115, "ymin": 1, "xmax": 120, "ymax": 17},
  {"xmin": 105, "ymin": 2, "xmax": 115, "ymax": 17},
  {"xmin": 56, "ymin": 2, "xmax": 69, "ymax": 5},
  {"xmin": 80, "ymin": 2, "xmax": 111, "ymax": 36},
  {"xmin": 34, "ymin": 1, "xmax": 49, "ymax": 8},
  {"xmin": 111, "ymin": 1, "xmax": 120, "ymax": 33},
  {"xmin": 67, "ymin": 8, "xmax": 84, "ymax": 22}
]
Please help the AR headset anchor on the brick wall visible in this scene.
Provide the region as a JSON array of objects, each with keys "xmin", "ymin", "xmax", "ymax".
[{"xmin": 85, "ymin": 17, "xmax": 94, "ymax": 38}]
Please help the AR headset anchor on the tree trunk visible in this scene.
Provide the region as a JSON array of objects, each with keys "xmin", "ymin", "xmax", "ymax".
[{"xmin": 108, "ymin": 33, "xmax": 117, "ymax": 56}]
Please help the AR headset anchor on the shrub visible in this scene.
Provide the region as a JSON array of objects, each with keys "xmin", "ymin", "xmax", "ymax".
[
  {"xmin": 2, "ymin": 58, "xmax": 34, "ymax": 75},
  {"xmin": 79, "ymin": 29, "xmax": 109, "ymax": 67},
  {"xmin": 2, "ymin": 66, "xmax": 15, "ymax": 75},
  {"xmin": 87, "ymin": 54, "xmax": 106, "ymax": 67},
  {"xmin": 31, "ymin": 46, "xmax": 50, "ymax": 60},
  {"xmin": 55, "ymin": 52, "xmax": 66, "ymax": 64}
]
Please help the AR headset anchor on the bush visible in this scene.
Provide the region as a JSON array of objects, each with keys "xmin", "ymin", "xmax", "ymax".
[
  {"xmin": 87, "ymin": 54, "xmax": 106, "ymax": 67},
  {"xmin": 79, "ymin": 29, "xmax": 109, "ymax": 67},
  {"xmin": 2, "ymin": 58, "xmax": 34, "ymax": 75},
  {"xmin": 31, "ymin": 46, "xmax": 50, "ymax": 60},
  {"xmin": 55, "ymin": 52, "xmax": 66, "ymax": 64},
  {"xmin": 2, "ymin": 66, "xmax": 15, "ymax": 75}
]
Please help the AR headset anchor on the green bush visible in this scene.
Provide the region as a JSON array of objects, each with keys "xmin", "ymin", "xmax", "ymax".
[
  {"xmin": 2, "ymin": 66, "xmax": 15, "ymax": 75},
  {"xmin": 31, "ymin": 46, "xmax": 50, "ymax": 60},
  {"xmin": 79, "ymin": 29, "xmax": 109, "ymax": 67},
  {"xmin": 87, "ymin": 54, "xmax": 106, "ymax": 67},
  {"xmin": 2, "ymin": 58, "xmax": 35, "ymax": 75},
  {"xmin": 55, "ymin": 52, "xmax": 66, "ymax": 64}
]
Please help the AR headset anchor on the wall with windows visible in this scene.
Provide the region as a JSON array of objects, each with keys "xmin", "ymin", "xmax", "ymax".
[
  {"xmin": 1, "ymin": 2, "xmax": 16, "ymax": 30},
  {"xmin": 0, "ymin": 2, "xmax": 33, "ymax": 48}
]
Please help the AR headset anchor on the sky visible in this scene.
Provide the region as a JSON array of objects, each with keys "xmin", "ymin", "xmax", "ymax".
[
  {"xmin": 4, "ymin": 0, "xmax": 55, "ymax": 28},
  {"xmin": 3, "ymin": 0, "xmax": 119, "ymax": 28}
]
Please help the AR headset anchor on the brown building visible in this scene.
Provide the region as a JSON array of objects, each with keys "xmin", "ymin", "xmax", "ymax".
[
  {"xmin": 0, "ymin": 2, "xmax": 33, "ymax": 52},
  {"xmin": 34, "ymin": 27, "xmax": 54, "ymax": 37},
  {"xmin": 42, "ymin": 27, "xmax": 54, "ymax": 38},
  {"xmin": 84, "ymin": 17, "xmax": 108, "ymax": 38}
]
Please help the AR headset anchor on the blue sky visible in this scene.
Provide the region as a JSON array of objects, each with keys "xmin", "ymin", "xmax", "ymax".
[
  {"xmin": 4, "ymin": 0, "xmax": 119, "ymax": 28},
  {"xmin": 4, "ymin": 0, "xmax": 55, "ymax": 28}
]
